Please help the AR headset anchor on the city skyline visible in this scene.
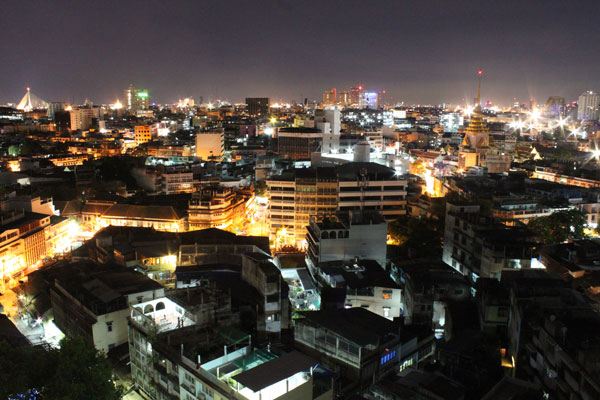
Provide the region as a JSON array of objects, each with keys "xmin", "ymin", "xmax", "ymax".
[{"xmin": 1, "ymin": 1, "xmax": 599, "ymax": 105}]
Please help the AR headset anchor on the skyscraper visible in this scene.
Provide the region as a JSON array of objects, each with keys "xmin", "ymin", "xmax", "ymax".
[
  {"xmin": 245, "ymin": 97, "xmax": 270, "ymax": 115},
  {"xmin": 124, "ymin": 84, "xmax": 149, "ymax": 111},
  {"xmin": 350, "ymin": 85, "xmax": 363, "ymax": 107},
  {"xmin": 577, "ymin": 91, "xmax": 599, "ymax": 121},
  {"xmin": 322, "ymin": 88, "xmax": 336, "ymax": 105},
  {"xmin": 338, "ymin": 91, "xmax": 351, "ymax": 106}
]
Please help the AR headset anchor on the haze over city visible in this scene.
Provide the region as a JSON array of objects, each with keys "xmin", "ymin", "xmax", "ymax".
[
  {"xmin": 3, "ymin": 2, "xmax": 600, "ymax": 400},
  {"xmin": 2, "ymin": 0, "xmax": 600, "ymax": 105}
]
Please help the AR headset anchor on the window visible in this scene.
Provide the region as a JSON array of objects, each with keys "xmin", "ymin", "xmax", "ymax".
[
  {"xmin": 106, "ymin": 322, "xmax": 113, "ymax": 332},
  {"xmin": 136, "ymin": 296, "xmax": 143, "ymax": 303},
  {"xmin": 382, "ymin": 290, "xmax": 392, "ymax": 300},
  {"xmin": 383, "ymin": 307, "xmax": 390, "ymax": 318}
]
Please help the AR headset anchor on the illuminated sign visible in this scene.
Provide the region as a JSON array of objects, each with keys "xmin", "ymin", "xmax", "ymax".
[{"xmin": 137, "ymin": 91, "xmax": 148, "ymax": 98}]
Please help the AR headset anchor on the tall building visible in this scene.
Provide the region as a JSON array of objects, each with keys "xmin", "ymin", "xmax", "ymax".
[
  {"xmin": 314, "ymin": 106, "xmax": 341, "ymax": 153},
  {"xmin": 195, "ymin": 131, "xmax": 224, "ymax": 160},
  {"xmin": 377, "ymin": 90, "xmax": 387, "ymax": 107},
  {"xmin": 349, "ymin": 85, "xmax": 363, "ymax": 107},
  {"xmin": 544, "ymin": 96, "xmax": 566, "ymax": 118},
  {"xmin": 245, "ymin": 97, "xmax": 270, "ymax": 115},
  {"xmin": 577, "ymin": 90, "xmax": 599, "ymax": 121},
  {"xmin": 322, "ymin": 88, "xmax": 336, "ymax": 105},
  {"xmin": 134, "ymin": 125, "xmax": 152, "ymax": 144},
  {"xmin": 277, "ymin": 127, "xmax": 323, "ymax": 160},
  {"xmin": 47, "ymin": 102, "xmax": 66, "ymax": 120},
  {"xmin": 124, "ymin": 84, "xmax": 149, "ymax": 111},
  {"xmin": 338, "ymin": 91, "xmax": 351, "ymax": 106},
  {"xmin": 69, "ymin": 107, "xmax": 94, "ymax": 131},
  {"xmin": 360, "ymin": 92, "xmax": 378, "ymax": 109},
  {"xmin": 267, "ymin": 163, "xmax": 406, "ymax": 246}
]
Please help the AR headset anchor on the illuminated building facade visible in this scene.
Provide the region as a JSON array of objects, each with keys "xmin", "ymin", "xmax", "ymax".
[
  {"xmin": 187, "ymin": 187, "xmax": 248, "ymax": 230},
  {"xmin": 0, "ymin": 209, "xmax": 73, "ymax": 291},
  {"xmin": 267, "ymin": 163, "xmax": 406, "ymax": 247},
  {"xmin": 69, "ymin": 107, "xmax": 94, "ymax": 131},
  {"xmin": 125, "ymin": 84, "xmax": 149, "ymax": 111},
  {"xmin": 349, "ymin": 85, "xmax": 363, "ymax": 107},
  {"xmin": 98, "ymin": 204, "xmax": 185, "ymax": 232},
  {"xmin": 195, "ymin": 131, "xmax": 224, "ymax": 160},
  {"xmin": 245, "ymin": 97, "xmax": 270, "ymax": 115},
  {"xmin": 134, "ymin": 125, "xmax": 153, "ymax": 144},
  {"xmin": 277, "ymin": 128, "xmax": 323, "ymax": 160},
  {"xmin": 577, "ymin": 90, "xmax": 599, "ymax": 121},
  {"xmin": 322, "ymin": 88, "xmax": 336, "ymax": 105}
]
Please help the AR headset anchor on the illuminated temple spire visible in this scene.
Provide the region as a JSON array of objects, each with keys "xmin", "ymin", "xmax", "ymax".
[{"xmin": 461, "ymin": 69, "xmax": 490, "ymax": 149}]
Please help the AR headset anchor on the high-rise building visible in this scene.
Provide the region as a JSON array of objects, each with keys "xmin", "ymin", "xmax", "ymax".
[
  {"xmin": 350, "ymin": 85, "xmax": 364, "ymax": 107},
  {"xmin": 69, "ymin": 107, "xmax": 94, "ymax": 131},
  {"xmin": 245, "ymin": 97, "xmax": 270, "ymax": 115},
  {"xmin": 577, "ymin": 90, "xmax": 599, "ymax": 121},
  {"xmin": 323, "ymin": 88, "xmax": 336, "ymax": 105},
  {"xmin": 339, "ymin": 91, "xmax": 351, "ymax": 106},
  {"xmin": 267, "ymin": 163, "xmax": 407, "ymax": 246},
  {"xmin": 360, "ymin": 92, "xmax": 378, "ymax": 109},
  {"xmin": 47, "ymin": 102, "xmax": 66, "ymax": 120},
  {"xmin": 195, "ymin": 131, "xmax": 224, "ymax": 160},
  {"xmin": 544, "ymin": 96, "xmax": 566, "ymax": 118},
  {"xmin": 314, "ymin": 106, "xmax": 341, "ymax": 153},
  {"xmin": 124, "ymin": 84, "xmax": 149, "ymax": 111},
  {"xmin": 377, "ymin": 90, "xmax": 387, "ymax": 107}
]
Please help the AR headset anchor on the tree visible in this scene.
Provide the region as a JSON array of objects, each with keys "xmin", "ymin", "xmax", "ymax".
[
  {"xmin": 528, "ymin": 209, "xmax": 587, "ymax": 244},
  {"xmin": 0, "ymin": 336, "xmax": 123, "ymax": 400},
  {"xmin": 254, "ymin": 180, "xmax": 267, "ymax": 197},
  {"xmin": 388, "ymin": 215, "xmax": 444, "ymax": 257}
]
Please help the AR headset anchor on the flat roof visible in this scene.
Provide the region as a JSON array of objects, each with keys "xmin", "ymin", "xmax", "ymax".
[{"xmin": 234, "ymin": 351, "xmax": 317, "ymax": 392}]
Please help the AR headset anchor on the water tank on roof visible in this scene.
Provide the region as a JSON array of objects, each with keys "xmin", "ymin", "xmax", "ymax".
[{"xmin": 353, "ymin": 139, "xmax": 370, "ymax": 162}]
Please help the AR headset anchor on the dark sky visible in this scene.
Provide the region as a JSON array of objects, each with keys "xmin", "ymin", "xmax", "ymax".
[{"xmin": 1, "ymin": 0, "xmax": 599, "ymax": 106}]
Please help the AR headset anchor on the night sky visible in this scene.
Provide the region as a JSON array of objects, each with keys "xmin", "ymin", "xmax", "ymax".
[{"xmin": 1, "ymin": 0, "xmax": 599, "ymax": 106}]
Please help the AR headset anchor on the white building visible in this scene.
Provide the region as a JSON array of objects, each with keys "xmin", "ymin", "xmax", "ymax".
[
  {"xmin": 577, "ymin": 90, "xmax": 600, "ymax": 121},
  {"xmin": 195, "ymin": 131, "xmax": 224, "ymax": 160},
  {"xmin": 50, "ymin": 262, "xmax": 165, "ymax": 354},
  {"xmin": 306, "ymin": 211, "xmax": 388, "ymax": 269},
  {"xmin": 70, "ymin": 107, "xmax": 94, "ymax": 131}
]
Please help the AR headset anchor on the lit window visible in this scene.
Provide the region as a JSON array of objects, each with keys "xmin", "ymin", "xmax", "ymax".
[{"xmin": 382, "ymin": 290, "xmax": 392, "ymax": 300}]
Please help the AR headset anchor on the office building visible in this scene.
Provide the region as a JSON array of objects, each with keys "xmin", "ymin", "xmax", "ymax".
[
  {"xmin": 349, "ymin": 85, "xmax": 363, "ymax": 107},
  {"xmin": 195, "ymin": 131, "xmax": 224, "ymax": 160},
  {"xmin": 47, "ymin": 101, "xmax": 66, "ymax": 120},
  {"xmin": 69, "ymin": 107, "xmax": 94, "ymax": 131},
  {"xmin": 322, "ymin": 88, "xmax": 336, "ymax": 105},
  {"xmin": 134, "ymin": 125, "xmax": 153, "ymax": 144},
  {"xmin": 314, "ymin": 106, "xmax": 341, "ymax": 153},
  {"xmin": 277, "ymin": 127, "xmax": 323, "ymax": 160},
  {"xmin": 577, "ymin": 90, "xmax": 599, "ymax": 121},
  {"xmin": 267, "ymin": 163, "xmax": 406, "ymax": 246},
  {"xmin": 125, "ymin": 84, "xmax": 149, "ymax": 111},
  {"xmin": 338, "ymin": 91, "xmax": 351, "ymax": 106},
  {"xmin": 245, "ymin": 97, "xmax": 270, "ymax": 115}
]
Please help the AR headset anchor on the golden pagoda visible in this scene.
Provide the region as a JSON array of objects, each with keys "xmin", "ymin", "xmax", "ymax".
[
  {"xmin": 459, "ymin": 69, "xmax": 491, "ymax": 170},
  {"xmin": 461, "ymin": 70, "xmax": 490, "ymax": 151}
]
